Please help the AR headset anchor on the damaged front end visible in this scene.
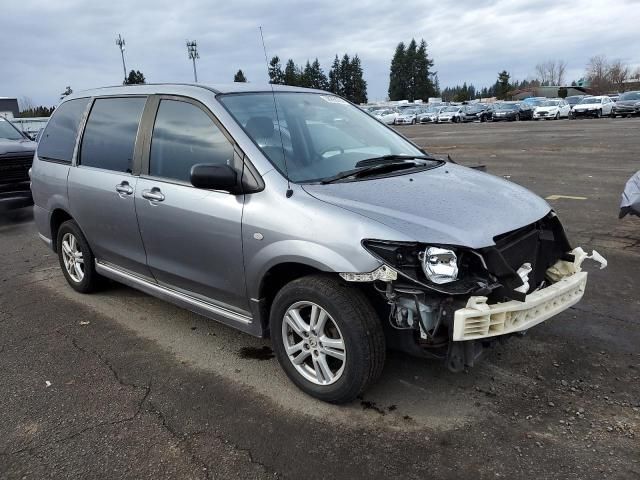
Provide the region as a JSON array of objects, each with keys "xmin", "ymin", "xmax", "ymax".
[{"xmin": 341, "ymin": 212, "xmax": 606, "ymax": 372}]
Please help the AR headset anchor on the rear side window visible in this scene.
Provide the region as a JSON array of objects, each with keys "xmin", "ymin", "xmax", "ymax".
[
  {"xmin": 149, "ymin": 99, "xmax": 234, "ymax": 182},
  {"xmin": 37, "ymin": 98, "xmax": 90, "ymax": 163},
  {"xmin": 80, "ymin": 97, "xmax": 146, "ymax": 173}
]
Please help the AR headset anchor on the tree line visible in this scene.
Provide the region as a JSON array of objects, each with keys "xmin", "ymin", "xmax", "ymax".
[{"xmin": 265, "ymin": 54, "xmax": 368, "ymax": 104}]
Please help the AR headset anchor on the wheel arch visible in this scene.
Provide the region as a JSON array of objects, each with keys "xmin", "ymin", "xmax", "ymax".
[{"xmin": 50, "ymin": 208, "xmax": 74, "ymax": 253}]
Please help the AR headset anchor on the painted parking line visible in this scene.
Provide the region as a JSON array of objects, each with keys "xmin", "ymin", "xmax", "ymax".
[{"xmin": 545, "ymin": 195, "xmax": 588, "ymax": 201}]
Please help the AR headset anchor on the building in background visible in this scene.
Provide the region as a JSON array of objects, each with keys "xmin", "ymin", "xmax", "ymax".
[{"xmin": 0, "ymin": 98, "xmax": 20, "ymax": 119}]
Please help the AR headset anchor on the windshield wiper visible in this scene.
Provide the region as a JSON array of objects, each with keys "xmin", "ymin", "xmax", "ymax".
[
  {"xmin": 320, "ymin": 158, "xmax": 430, "ymax": 184},
  {"xmin": 354, "ymin": 154, "xmax": 433, "ymax": 168}
]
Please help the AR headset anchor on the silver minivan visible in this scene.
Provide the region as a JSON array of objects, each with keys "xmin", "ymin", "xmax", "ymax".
[{"xmin": 31, "ymin": 84, "xmax": 605, "ymax": 403}]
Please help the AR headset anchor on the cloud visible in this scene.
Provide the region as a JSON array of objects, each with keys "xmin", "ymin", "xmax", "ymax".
[{"xmin": 3, "ymin": 0, "xmax": 639, "ymax": 105}]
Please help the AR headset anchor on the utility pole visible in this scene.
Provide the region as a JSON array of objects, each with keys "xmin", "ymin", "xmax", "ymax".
[
  {"xmin": 186, "ymin": 40, "xmax": 199, "ymax": 83},
  {"xmin": 116, "ymin": 34, "xmax": 127, "ymax": 84}
]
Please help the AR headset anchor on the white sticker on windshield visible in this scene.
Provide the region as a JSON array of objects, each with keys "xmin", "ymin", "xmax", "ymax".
[{"xmin": 320, "ymin": 95, "xmax": 348, "ymax": 105}]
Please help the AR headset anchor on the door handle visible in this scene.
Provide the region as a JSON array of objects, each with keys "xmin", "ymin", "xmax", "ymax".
[
  {"xmin": 115, "ymin": 182, "xmax": 134, "ymax": 195},
  {"xmin": 142, "ymin": 188, "xmax": 165, "ymax": 202}
]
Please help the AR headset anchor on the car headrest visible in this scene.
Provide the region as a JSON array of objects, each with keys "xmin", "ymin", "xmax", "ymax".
[{"xmin": 245, "ymin": 116, "xmax": 274, "ymax": 140}]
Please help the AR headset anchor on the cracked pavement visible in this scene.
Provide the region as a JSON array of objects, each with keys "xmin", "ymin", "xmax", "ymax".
[{"xmin": 1, "ymin": 119, "xmax": 639, "ymax": 479}]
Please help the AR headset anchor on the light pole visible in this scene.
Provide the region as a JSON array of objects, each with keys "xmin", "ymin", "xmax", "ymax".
[
  {"xmin": 116, "ymin": 34, "xmax": 127, "ymax": 84},
  {"xmin": 186, "ymin": 40, "xmax": 199, "ymax": 83}
]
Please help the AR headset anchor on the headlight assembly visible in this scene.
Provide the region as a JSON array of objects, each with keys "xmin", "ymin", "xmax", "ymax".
[{"xmin": 420, "ymin": 247, "xmax": 458, "ymax": 284}]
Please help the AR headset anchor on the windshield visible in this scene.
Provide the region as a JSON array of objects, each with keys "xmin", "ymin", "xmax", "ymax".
[
  {"xmin": 442, "ymin": 106, "xmax": 459, "ymax": 112},
  {"xmin": 541, "ymin": 100, "xmax": 561, "ymax": 107},
  {"xmin": 400, "ymin": 109, "xmax": 419, "ymax": 115},
  {"xmin": 0, "ymin": 118, "xmax": 25, "ymax": 141},
  {"xmin": 219, "ymin": 92, "xmax": 428, "ymax": 183},
  {"xmin": 495, "ymin": 103, "xmax": 517, "ymax": 111},
  {"xmin": 579, "ymin": 97, "xmax": 598, "ymax": 104},
  {"xmin": 619, "ymin": 91, "xmax": 640, "ymax": 101}
]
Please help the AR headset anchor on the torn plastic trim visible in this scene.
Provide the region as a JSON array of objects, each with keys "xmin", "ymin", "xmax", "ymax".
[
  {"xmin": 452, "ymin": 247, "xmax": 607, "ymax": 341},
  {"xmin": 546, "ymin": 246, "xmax": 607, "ymax": 282},
  {"xmin": 339, "ymin": 264, "xmax": 398, "ymax": 282}
]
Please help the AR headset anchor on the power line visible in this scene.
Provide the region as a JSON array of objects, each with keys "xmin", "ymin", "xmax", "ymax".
[
  {"xmin": 116, "ymin": 34, "xmax": 127, "ymax": 84},
  {"xmin": 186, "ymin": 40, "xmax": 199, "ymax": 83}
]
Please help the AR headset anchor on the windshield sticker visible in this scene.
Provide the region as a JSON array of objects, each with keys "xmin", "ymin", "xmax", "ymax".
[{"xmin": 320, "ymin": 95, "xmax": 348, "ymax": 105}]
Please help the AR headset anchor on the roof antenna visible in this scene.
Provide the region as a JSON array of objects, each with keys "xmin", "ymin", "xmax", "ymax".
[{"xmin": 259, "ymin": 26, "xmax": 293, "ymax": 198}]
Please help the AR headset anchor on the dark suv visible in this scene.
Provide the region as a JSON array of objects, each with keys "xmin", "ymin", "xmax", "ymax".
[{"xmin": 0, "ymin": 117, "xmax": 36, "ymax": 210}]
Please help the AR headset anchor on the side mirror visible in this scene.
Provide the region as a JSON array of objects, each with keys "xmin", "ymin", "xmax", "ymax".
[{"xmin": 190, "ymin": 164, "xmax": 239, "ymax": 193}]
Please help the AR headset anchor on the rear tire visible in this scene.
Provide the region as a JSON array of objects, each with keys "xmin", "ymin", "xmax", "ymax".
[
  {"xmin": 270, "ymin": 274, "xmax": 385, "ymax": 403},
  {"xmin": 57, "ymin": 220, "xmax": 101, "ymax": 293}
]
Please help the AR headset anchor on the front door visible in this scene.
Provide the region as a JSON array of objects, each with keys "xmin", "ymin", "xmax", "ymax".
[
  {"xmin": 68, "ymin": 96, "xmax": 152, "ymax": 278},
  {"xmin": 134, "ymin": 97, "xmax": 248, "ymax": 314}
]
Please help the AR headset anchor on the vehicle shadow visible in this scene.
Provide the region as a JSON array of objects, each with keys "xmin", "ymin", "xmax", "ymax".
[{"xmin": 0, "ymin": 206, "xmax": 34, "ymax": 227}]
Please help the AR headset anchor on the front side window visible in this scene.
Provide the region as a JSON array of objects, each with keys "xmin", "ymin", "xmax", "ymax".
[
  {"xmin": 37, "ymin": 98, "xmax": 90, "ymax": 163},
  {"xmin": 219, "ymin": 92, "xmax": 425, "ymax": 183},
  {"xmin": 149, "ymin": 100, "xmax": 234, "ymax": 182},
  {"xmin": 80, "ymin": 97, "xmax": 146, "ymax": 173}
]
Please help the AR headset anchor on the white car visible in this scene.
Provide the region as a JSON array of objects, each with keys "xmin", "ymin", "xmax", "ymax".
[
  {"xmin": 571, "ymin": 96, "xmax": 615, "ymax": 119},
  {"xmin": 533, "ymin": 99, "xmax": 571, "ymax": 120},
  {"xmin": 436, "ymin": 106, "xmax": 464, "ymax": 123},
  {"xmin": 373, "ymin": 108, "xmax": 399, "ymax": 125},
  {"xmin": 418, "ymin": 106, "xmax": 444, "ymax": 123},
  {"xmin": 394, "ymin": 108, "xmax": 421, "ymax": 125}
]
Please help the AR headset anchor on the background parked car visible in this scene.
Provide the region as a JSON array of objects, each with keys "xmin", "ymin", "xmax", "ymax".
[
  {"xmin": 436, "ymin": 106, "xmax": 464, "ymax": 123},
  {"xmin": 571, "ymin": 96, "xmax": 615, "ymax": 118},
  {"xmin": 533, "ymin": 99, "xmax": 571, "ymax": 120},
  {"xmin": 373, "ymin": 108, "xmax": 399, "ymax": 125},
  {"xmin": 0, "ymin": 117, "xmax": 36, "ymax": 210},
  {"xmin": 394, "ymin": 108, "xmax": 421, "ymax": 125},
  {"xmin": 491, "ymin": 102, "xmax": 533, "ymax": 121},
  {"xmin": 418, "ymin": 106, "xmax": 445, "ymax": 123},
  {"xmin": 461, "ymin": 104, "xmax": 491, "ymax": 122},
  {"xmin": 612, "ymin": 91, "xmax": 640, "ymax": 117}
]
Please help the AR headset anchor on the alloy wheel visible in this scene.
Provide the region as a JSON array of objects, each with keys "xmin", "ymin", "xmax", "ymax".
[
  {"xmin": 281, "ymin": 301, "xmax": 346, "ymax": 385},
  {"xmin": 61, "ymin": 232, "xmax": 84, "ymax": 283}
]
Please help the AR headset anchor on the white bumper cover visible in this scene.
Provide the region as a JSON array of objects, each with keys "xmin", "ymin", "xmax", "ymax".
[
  {"xmin": 452, "ymin": 247, "xmax": 606, "ymax": 342},
  {"xmin": 453, "ymin": 271, "xmax": 587, "ymax": 341}
]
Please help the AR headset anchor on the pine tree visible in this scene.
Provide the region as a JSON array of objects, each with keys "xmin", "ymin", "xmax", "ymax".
[
  {"xmin": 301, "ymin": 61, "xmax": 313, "ymax": 88},
  {"xmin": 268, "ymin": 56, "xmax": 285, "ymax": 84},
  {"xmin": 414, "ymin": 39, "xmax": 435, "ymax": 100},
  {"xmin": 404, "ymin": 39, "xmax": 418, "ymax": 101},
  {"xmin": 339, "ymin": 54, "xmax": 352, "ymax": 100},
  {"xmin": 350, "ymin": 55, "xmax": 368, "ymax": 104},
  {"xmin": 233, "ymin": 69, "xmax": 247, "ymax": 82},
  {"xmin": 328, "ymin": 55, "xmax": 341, "ymax": 95},
  {"xmin": 388, "ymin": 42, "xmax": 406, "ymax": 100},
  {"xmin": 497, "ymin": 70, "xmax": 511, "ymax": 99},
  {"xmin": 311, "ymin": 58, "xmax": 329, "ymax": 90},
  {"xmin": 124, "ymin": 70, "xmax": 145, "ymax": 85},
  {"xmin": 283, "ymin": 59, "xmax": 299, "ymax": 86}
]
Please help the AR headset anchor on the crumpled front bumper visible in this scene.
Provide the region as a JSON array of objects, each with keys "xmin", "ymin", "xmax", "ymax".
[{"xmin": 452, "ymin": 247, "xmax": 606, "ymax": 341}]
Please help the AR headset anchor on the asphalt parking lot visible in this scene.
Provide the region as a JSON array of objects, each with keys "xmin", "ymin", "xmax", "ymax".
[{"xmin": 1, "ymin": 118, "xmax": 639, "ymax": 479}]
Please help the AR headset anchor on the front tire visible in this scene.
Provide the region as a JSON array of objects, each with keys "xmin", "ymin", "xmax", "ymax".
[
  {"xmin": 270, "ymin": 275, "xmax": 385, "ymax": 403},
  {"xmin": 57, "ymin": 220, "xmax": 101, "ymax": 293}
]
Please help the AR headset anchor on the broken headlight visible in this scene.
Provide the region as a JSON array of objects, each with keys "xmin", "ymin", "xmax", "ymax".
[
  {"xmin": 361, "ymin": 239, "xmax": 486, "ymax": 295},
  {"xmin": 420, "ymin": 247, "xmax": 458, "ymax": 284}
]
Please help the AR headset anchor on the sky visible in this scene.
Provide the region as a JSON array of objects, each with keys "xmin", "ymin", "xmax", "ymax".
[{"xmin": 2, "ymin": 0, "xmax": 640, "ymax": 106}]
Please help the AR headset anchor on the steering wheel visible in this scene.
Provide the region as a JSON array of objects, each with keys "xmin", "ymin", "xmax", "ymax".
[{"xmin": 319, "ymin": 146, "xmax": 345, "ymax": 158}]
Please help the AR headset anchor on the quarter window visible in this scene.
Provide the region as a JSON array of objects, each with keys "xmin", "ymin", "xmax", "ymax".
[
  {"xmin": 149, "ymin": 100, "xmax": 234, "ymax": 182},
  {"xmin": 80, "ymin": 97, "xmax": 146, "ymax": 173},
  {"xmin": 37, "ymin": 98, "xmax": 90, "ymax": 163}
]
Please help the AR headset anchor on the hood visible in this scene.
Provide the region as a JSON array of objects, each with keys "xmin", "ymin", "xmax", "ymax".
[
  {"xmin": 574, "ymin": 102, "xmax": 599, "ymax": 109},
  {"xmin": 615, "ymin": 100, "xmax": 640, "ymax": 107},
  {"xmin": 302, "ymin": 163, "xmax": 550, "ymax": 249},
  {"xmin": 535, "ymin": 106, "xmax": 558, "ymax": 112},
  {"xmin": 0, "ymin": 138, "xmax": 37, "ymax": 156}
]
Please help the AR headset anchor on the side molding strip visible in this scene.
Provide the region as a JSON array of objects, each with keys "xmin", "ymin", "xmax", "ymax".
[{"xmin": 95, "ymin": 261, "xmax": 253, "ymax": 326}]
